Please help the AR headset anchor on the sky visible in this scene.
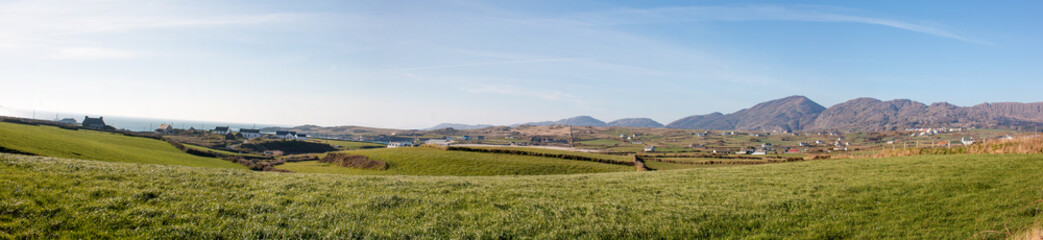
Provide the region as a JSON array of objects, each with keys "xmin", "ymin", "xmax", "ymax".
[{"xmin": 1, "ymin": 0, "xmax": 1041, "ymax": 129}]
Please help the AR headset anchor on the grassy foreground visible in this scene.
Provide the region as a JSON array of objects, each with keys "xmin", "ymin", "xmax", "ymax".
[
  {"xmin": 278, "ymin": 147, "xmax": 633, "ymax": 176},
  {"xmin": 3, "ymin": 153, "xmax": 1042, "ymax": 239},
  {"xmin": 0, "ymin": 122, "xmax": 244, "ymax": 169}
]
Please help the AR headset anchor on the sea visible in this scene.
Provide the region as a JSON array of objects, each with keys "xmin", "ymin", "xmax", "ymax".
[{"xmin": 0, "ymin": 107, "xmax": 286, "ymax": 132}]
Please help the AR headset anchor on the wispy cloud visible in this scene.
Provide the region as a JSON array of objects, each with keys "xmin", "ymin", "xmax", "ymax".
[
  {"xmin": 0, "ymin": 0, "xmax": 305, "ymax": 60},
  {"xmin": 551, "ymin": 5, "xmax": 986, "ymax": 45},
  {"xmin": 460, "ymin": 85, "xmax": 586, "ymax": 105},
  {"xmin": 50, "ymin": 47, "xmax": 138, "ymax": 60},
  {"xmin": 386, "ymin": 58, "xmax": 588, "ymax": 71}
]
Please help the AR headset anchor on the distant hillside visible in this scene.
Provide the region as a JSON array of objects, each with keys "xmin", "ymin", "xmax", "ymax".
[
  {"xmin": 606, "ymin": 118, "xmax": 664, "ymax": 128},
  {"xmin": 667, "ymin": 96, "xmax": 1043, "ymax": 131},
  {"xmin": 809, "ymin": 98, "xmax": 1043, "ymax": 131},
  {"xmin": 426, "ymin": 123, "xmax": 493, "ymax": 130},
  {"xmin": 515, "ymin": 116, "xmax": 607, "ymax": 127},
  {"xmin": 667, "ymin": 95, "xmax": 825, "ymax": 131}
]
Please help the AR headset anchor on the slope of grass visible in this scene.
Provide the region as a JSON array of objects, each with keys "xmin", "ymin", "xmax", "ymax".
[
  {"xmin": 314, "ymin": 139, "xmax": 385, "ymax": 150},
  {"xmin": 182, "ymin": 144, "xmax": 264, "ymax": 158},
  {"xmin": 0, "ymin": 122, "xmax": 244, "ymax": 169},
  {"xmin": 1, "ymin": 153, "xmax": 1041, "ymax": 239},
  {"xmin": 277, "ymin": 147, "xmax": 632, "ymax": 176}
]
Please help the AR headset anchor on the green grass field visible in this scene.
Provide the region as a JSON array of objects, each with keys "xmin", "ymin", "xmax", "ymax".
[
  {"xmin": 0, "ymin": 122, "xmax": 244, "ymax": 169},
  {"xmin": 278, "ymin": 147, "xmax": 633, "ymax": 176},
  {"xmin": 2, "ymin": 153, "xmax": 1041, "ymax": 239}
]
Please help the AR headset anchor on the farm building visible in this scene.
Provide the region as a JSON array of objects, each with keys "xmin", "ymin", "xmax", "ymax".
[
  {"xmin": 58, "ymin": 118, "xmax": 77, "ymax": 125},
  {"xmin": 751, "ymin": 150, "xmax": 766, "ymax": 155},
  {"xmin": 82, "ymin": 116, "xmax": 106, "ymax": 129},
  {"xmin": 387, "ymin": 142, "xmax": 412, "ymax": 148},
  {"xmin": 425, "ymin": 139, "xmax": 451, "ymax": 146},
  {"xmin": 155, "ymin": 124, "xmax": 174, "ymax": 134},
  {"xmin": 296, "ymin": 134, "xmax": 308, "ymax": 140},
  {"xmin": 644, "ymin": 146, "xmax": 655, "ymax": 152},
  {"xmin": 240, "ymin": 129, "xmax": 262, "ymax": 138},
  {"xmin": 214, "ymin": 126, "xmax": 230, "ymax": 135},
  {"xmin": 476, "ymin": 136, "xmax": 484, "ymax": 140},
  {"xmin": 275, "ymin": 131, "xmax": 297, "ymax": 139},
  {"xmin": 787, "ymin": 148, "xmax": 801, "ymax": 154}
]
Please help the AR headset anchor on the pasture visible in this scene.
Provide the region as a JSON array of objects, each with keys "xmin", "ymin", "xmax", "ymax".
[
  {"xmin": 1, "ymin": 153, "xmax": 1040, "ymax": 239},
  {"xmin": 277, "ymin": 147, "xmax": 634, "ymax": 176},
  {"xmin": 0, "ymin": 122, "xmax": 244, "ymax": 169}
]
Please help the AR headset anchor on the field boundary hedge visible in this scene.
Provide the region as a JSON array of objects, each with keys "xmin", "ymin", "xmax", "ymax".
[{"xmin": 445, "ymin": 146, "xmax": 636, "ymax": 166}]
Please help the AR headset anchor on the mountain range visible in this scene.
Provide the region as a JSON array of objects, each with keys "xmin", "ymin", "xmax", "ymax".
[{"xmin": 426, "ymin": 96, "xmax": 1043, "ymax": 132}]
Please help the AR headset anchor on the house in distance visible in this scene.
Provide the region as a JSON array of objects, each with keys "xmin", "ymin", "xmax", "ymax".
[
  {"xmin": 82, "ymin": 116, "xmax": 106, "ymax": 129},
  {"xmin": 240, "ymin": 129, "xmax": 262, "ymax": 138},
  {"xmin": 58, "ymin": 118, "xmax": 77, "ymax": 125},
  {"xmin": 214, "ymin": 126, "xmax": 230, "ymax": 135},
  {"xmin": 156, "ymin": 124, "xmax": 174, "ymax": 134}
]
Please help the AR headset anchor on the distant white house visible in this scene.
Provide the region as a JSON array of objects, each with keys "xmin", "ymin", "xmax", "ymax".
[
  {"xmin": 751, "ymin": 150, "xmax": 766, "ymax": 155},
  {"xmin": 387, "ymin": 142, "xmax": 412, "ymax": 148},
  {"xmin": 214, "ymin": 126, "xmax": 230, "ymax": 135},
  {"xmin": 425, "ymin": 139, "xmax": 451, "ymax": 146},
  {"xmin": 240, "ymin": 128, "xmax": 262, "ymax": 138},
  {"xmin": 58, "ymin": 118, "xmax": 77, "ymax": 125},
  {"xmin": 643, "ymin": 145, "xmax": 655, "ymax": 152},
  {"xmin": 275, "ymin": 131, "xmax": 297, "ymax": 139},
  {"xmin": 961, "ymin": 137, "xmax": 974, "ymax": 145},
  {"xmin": 156, "ymin": 123, "xmax": 174, "ymax": 134}
]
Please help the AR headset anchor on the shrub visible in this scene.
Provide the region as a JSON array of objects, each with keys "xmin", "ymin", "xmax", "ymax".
[{"xmin": 319, "ymin": 153, "xmax": 388, "ymax": 170}]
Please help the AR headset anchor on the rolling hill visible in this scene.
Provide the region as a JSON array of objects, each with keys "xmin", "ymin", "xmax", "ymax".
[
  {"xmin": 667, "ymin": 95, "xmax": 826, "ymax": 131},
  {"xmin": 0, "ymin": 122, "xmax": 245, "ymax": 169},
  {"xmin": 606, "ymin": 118, "xmax": 664, "ymax": 128}
]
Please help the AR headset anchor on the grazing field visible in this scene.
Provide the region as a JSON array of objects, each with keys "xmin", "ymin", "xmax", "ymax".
[
  {"xmin": 0, "ymin": 122, "xmax": 245, "ymax": 169},
  {"xmin": 1, "ymin": 153, "xmax": 1041, "ymax": 239},
  {"xmin": 277, "ymin": 147, "xmax": 633, "ymax": 176}
]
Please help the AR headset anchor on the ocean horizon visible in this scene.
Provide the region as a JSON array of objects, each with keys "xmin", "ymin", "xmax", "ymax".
[{"xmin": 0, "ymin": 107, "xmax": 286, "ymax": 132}]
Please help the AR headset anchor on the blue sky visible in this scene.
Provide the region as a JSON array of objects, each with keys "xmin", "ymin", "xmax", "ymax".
[{"xmin": 0, "ymin": 0, "xmax": 1040, "ymax": 129}]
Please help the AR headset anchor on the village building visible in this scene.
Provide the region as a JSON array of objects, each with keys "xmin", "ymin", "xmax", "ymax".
[
  {"xmin": 787, "ymin": 148, "xmax": 801, "ymax": 154},
  {"xmin": 296, "ymin": 134, "xmax": 308, "ymax": 140},
  {"xmin": 751, "ymin": 150, "xmax": 766, "ymax": 155},
  {"xmin": 214, "ymin": 126, "xmax": 230, "ymax": 135},
  {"xmin": 476, "ymin": 136, "xmax": 485, "ymax": 140},
  {"xmin": 387, "ymin": 142, "xmax": 412, "ymax": 148},
  {"xmin": 58, "ymin": 118, "xmax": 77, "ymax": 125},
  {"xmin": 240, "ymin": 128, "xmax": 262, "ymax": 138},
  {"xmin": 643, "ymin": 145, "xmax": 655, "ymax": 152},
  {"xmin": 82, "ymin": 116, "xmax": 106, "ymax": 129},
  {"xmin": 155, "ymin": 123, "xmax": 174, "ymax": 134},
  {"xmin": 961, "ymin": 137, "xmax": 975, "ymax": 145},
  {"xmin": 275, "ymin": 131, "xmax": 297, "ymax": 139},
  {"xmin": 462, "ymin": 136, "xmax": 471, "ymax": 141},
  {"xmin": 425, "ymin": 139, "xmax": 451, "ymax": 146},
  {"xmin": 798, "ymin": 142, "xmax": 809, "ymax": 147}
]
